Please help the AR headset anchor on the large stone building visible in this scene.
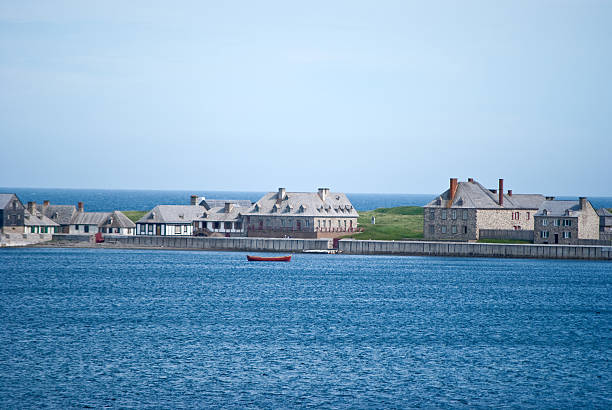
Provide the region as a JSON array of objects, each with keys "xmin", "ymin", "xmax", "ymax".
[
  {"xmin": 245, "ymin": 188, "xmax": 358, "ymax": 238},
  {"xmin": 423, "ymin": 178, "xmax": 545, "ymax": 241},
  {"xmin": 534, "ymin": 198, "xmax": 599, "ymax": 244}
]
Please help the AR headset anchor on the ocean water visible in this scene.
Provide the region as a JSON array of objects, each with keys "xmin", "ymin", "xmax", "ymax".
[
  {"xmin": 3, "ymin": 187, "xmax": 612, "ymax": 212},
  {"xmin": 0, "ymin": 248, "xmax": 610, "ymax": 408}
]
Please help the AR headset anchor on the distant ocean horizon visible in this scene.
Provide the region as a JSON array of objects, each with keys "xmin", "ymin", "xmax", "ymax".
[{"xmin": 2, "ymin": 187, "xmax": 612, "ymax": 212}]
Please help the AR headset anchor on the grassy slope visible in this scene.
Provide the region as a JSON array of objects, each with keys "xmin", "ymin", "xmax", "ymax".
[
  {"xmin": 346, "ymin": 206, "xmax": 424, "ymax": 240},
  {"xmin": 122, "ymin": 211, "xmax": 147, "ymax": 223}
]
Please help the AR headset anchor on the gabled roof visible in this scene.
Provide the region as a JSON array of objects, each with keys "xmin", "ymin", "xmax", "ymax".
[
  {"xmin": 71, "ymin": 212, "xmax": 112, "ymax": 225},
  {"xmin": 199, "ymin": 198, "xmax": 252, "ymax": 209},
  {"xmin": 596, "ymin": 208, "xmax": 612, "ymax": 217},
  {"xmin": 137, "ymin": 205, "xmax": 206, "ymax": 224},
  {"xmin": 99, "ymin": 211, "xmax": 136, "ymax": 228},
  {"xmin": 24, "ymin": 210, "xmax": 59, "ymax": 227},
  {"xmin": 248, "ymin": 191, "xmax": 358, "ymax": 218},
  {"xmin": 196, "ymin": 204, "xmax": 249, "ymax": 222},
  {"xmin": 425, "ymin": 180, "xmax": 545, "ymax": 210},
  {"xmin": 535, "ymin": 200, "xmax": 582, "ymax": 217},
  {"xmin": 0, "ymin": 193, "xmax": 20, "ymax": 209},
  {"xmin": 37, "ymin": 204, "xmax": 77, "ymax": 226}
]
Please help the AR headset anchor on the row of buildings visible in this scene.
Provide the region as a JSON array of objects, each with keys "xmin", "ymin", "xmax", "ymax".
[
  {"xmin": 0, "ymin": 188, "xmax": 360, "ymax": 240},
  {"xmin": 424, "ymin": 178, "xmax": 611, "ymax": 244}
]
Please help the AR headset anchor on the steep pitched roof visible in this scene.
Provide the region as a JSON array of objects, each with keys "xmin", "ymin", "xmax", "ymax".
[
  {"xmin": 248, "ymin": 191, "xmax": 358, "ymax": 218},
  {"xmin": 99, "ymin": 211, "xmax": 136, "ymax": 228},
  {"xmin": 196, "ymin": 204, "xmax": 250, "ymax": 222},
  {"xmin": 535, "ymin": 200, "xmax": 582, "ymax": 217},
  {"xmin": 24, "ymin": 210, "xmax": 59, "ymax": 227},
  {"xmin": 0, "ymin": 194, "xmax": 20, "ymax": 209},
  {"xmin": 37, "ymin": 204, "xmax": 77, "ymax": 225},
  {"xmin": 425, "ymin": 180, "xmax": 545, "ymax": 210},
  {"xmin": 137, "ymin": 205, "xmax": 206, "ymax": 224},
  {"xmin": 596, "ymin": 208, "xmax": 612, "ymax": 217},
  {"xmin": 71, "ymin": 212, "xmax": 112, "ymax": 225},
  {"xmin": 199, "ymin": 198, "xmax": 252, "ymax": 209}
]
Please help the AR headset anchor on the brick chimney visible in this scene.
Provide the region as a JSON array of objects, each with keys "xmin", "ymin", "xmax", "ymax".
[
  {"xmin": 448, "ymin": 178, "xmax": 458, "ymax": 207},
  {"xmin": 190, "ymin": 195, "xmax": 198, "ymax": 205},
  {"xmin": 43, "ymin": 200, "xmax": 50, "ymax": 214},
  {"xmin": 498, "ymin": 179, "xmax": 504, "ymax": 206},
  {"xmin": 278, "ymin": 188, "xmax": 286, "ymax": 200},
  {"xmin": 224, "ymin": 202, "xmax": 234, "ymax": 213},
  {"xmin": 318, "ymin": 188, "xmax": 329, "ymax": 201},
  {"xmin": 27, "ymin": 201, "xmax": 36, "ymax": 214},
  {"xmin": 507, "ymin": 190, "xmax": 512, "ymax": 196},
  {"xmin": 78, "ymin": 202, "xmax": 84, "ymax": 212},
  {"xmin": 579, "ymin": 197, "xmax": 588, "ymax": 210},
  {"xmin": 467, "ymin": 178, "xmax": 474, "ymax": 183}
]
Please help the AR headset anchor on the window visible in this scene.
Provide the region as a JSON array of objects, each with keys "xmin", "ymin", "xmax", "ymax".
[
  {"xmin": 462, "ymin": 210, "xmax": 468, "ymax": 220},
  {"xmin": 441, "ymin": 210, "xmax": 447, "ymax": 220},
  {"xmin": 451, "ymin": 225, "xmax": 457, "ymax": 234},
  {"xmin": 527, "ymin": 212, "xmax": 530, "ymax": 220},
  {"xmin": 224, "ymin": 222, "xmax": 232, "ymax": 230},
  {"xmin": 542, "ymin": 219, "xmax": 548, "ymax": 226},
  {"xmin": 429, "ymin": 210, "xmax": 435, "ymax": 220},
  {"xmin": 235, "ymin": 222, "xmax": 242, "ymax": 230},
  {"xmin": 84, "ymin": 225, "xmax": 89, "ymax": 233},
  {"xmin": 554, "ymin": 219, "xmax": 560, "ymax": 227},
  {"xmin": 183, "ymin": 225, "xmax": 188, "ymax": 233},
  {"xmin": 563, "ymin": 231, "xmax": 572, "ymax": 239},
  {"xmin": 463, "ymin": 226, "xmax": 468, "ymax": 234},
  {"xmin": 75, "ymin": 225, "xmax": 79, "ymax": 231},
  {"xmin": 213, "ymin": 222, "xmax": 220, "ymax": 230},
  {"xmin": 541, "ymin": 231, "xmax": 549, "ymax": 239},
  {"xmin": 441, "ymin": 225, "xmax": 447, "ymax": 234},
  {"xmin": 12, "ymin": 201, "xmax": 17, "ymax": 210},
  {"xmin": 452, "ymin": 210, "xmax": 457, "ymax": 220},
  {"xmin": 429, "ymin": 225, "xmax": 434, "ymax": 234},
  {"xmin": 563, "ymin": 219, "xmax": 572, "ymax": 227}
]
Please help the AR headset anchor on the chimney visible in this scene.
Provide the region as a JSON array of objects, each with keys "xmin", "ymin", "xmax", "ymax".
[
  {"xmin": 318, "ymin": 188, "xmax": 329, "ymax": 201},
  {"xmin": 43, "ymin": 200, "xmax": 50, "ymax": 214},
  {"xmin": 27, "ymin": 201, "xmax": 36, "ymax": 214},
  {"xmin": 498, "ymin": 179, "xmax": 504, "ymax": 206},
  {"xmin": 278, "ymin": 188, "xmax": 286, "ymax": 201},
  {"xmin": 467, "ymin": 178, "xmax": 474, "ymax": 183},
  {"xmin": 507, "ymin": 190, "xmax": 512, "ymax": 196},
  {"xmin": 579, "ymin": 197, "xmax": 588, "ymax": 210},
  {"xmin": 448, "ymin": 178, "xmax": 458, "ymax": 207},
  {"xmin": 190, "ymin": 195, "xmax": 198, "ymax": 205},
  {"xmin": 224, "ymin": 202, "xmax": 234, "ymax": 213},
  {"xmin": 78, "ymin": 202, "xmax": 84, "ymax": 212}
]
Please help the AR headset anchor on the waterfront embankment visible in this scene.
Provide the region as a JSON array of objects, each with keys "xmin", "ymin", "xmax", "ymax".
[{"xmin": 27, "ymin": 234, "xmax": 612, "ymax": 260}]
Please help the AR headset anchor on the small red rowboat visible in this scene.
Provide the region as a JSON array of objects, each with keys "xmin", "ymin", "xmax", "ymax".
[{"xmin": 247, "ymin": 255, "xmax": 291, "ymax": 262}]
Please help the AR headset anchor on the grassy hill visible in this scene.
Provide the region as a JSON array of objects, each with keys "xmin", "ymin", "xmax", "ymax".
[
  {"xmin": 346, "ymin": 206, "xmax": 424, "ymax": 241},
  {"xmin": 122, "ymin": 211, "xmax": 147, "ymax": 223}
]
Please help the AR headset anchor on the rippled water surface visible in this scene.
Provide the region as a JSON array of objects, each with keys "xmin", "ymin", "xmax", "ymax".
[{"xmin": 0, "ymin": 249, "xmax": 610, "ymax": 408}]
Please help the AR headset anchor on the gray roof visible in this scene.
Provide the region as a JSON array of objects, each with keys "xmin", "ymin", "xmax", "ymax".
[
  {"xmin": 0, "ymin": 194, "xmax": 20, "ymax": 209},
  {"xmin": 197, "ymin": 204, "xmax": 250, "ymax": 222},
  {"xmin": 137, "ymin": 205, "xmax": 207, "ymax": 224},
  {"xmin": 37, "ymin": 204, "xmax": 77, "ymax": 226},
  {"xmin": 99, "ymin": 211, "xmax": 136, "ymax": 228},
  {"xmin": 71, "ymin": 212, "xmax": 112, "ymax": 225},
  {"xmin": 596, "ymin": 208, "xmax": 612, "ymax": 217},
  {"xmin": 248, "ymin": 191, "xmax": 358, "ymax": 218},
  {"xmin": 425, "ymin": 180, "xmax": 545, "ymax": 210},
  {"xmin": 24, "ymin": 210, "xmax": 59, "ymax": 227},
  {"xmin": 535, "ymin": 200, "xmax": 583, "ymax": 217},
  {"xmin": 199, "ymin": 198, "xmax": 252, "ymax": 209}
]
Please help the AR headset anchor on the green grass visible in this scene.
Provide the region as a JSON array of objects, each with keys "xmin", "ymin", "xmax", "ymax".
[
  {"xmin": 122, "ymin": 211, "xmax": 147, "ymax": 223},
  {"xmin": 345, "ymin": 206, "xmax": 424, "ymax": 241},
  {"xmin": 477, "ymin": 238, "xmax": 532, "ymax": 244}
]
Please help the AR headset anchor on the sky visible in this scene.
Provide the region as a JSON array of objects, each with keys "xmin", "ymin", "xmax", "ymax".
[{"xmin": 1, "ymin": 0, "xmax": 611, "ymax": 196}]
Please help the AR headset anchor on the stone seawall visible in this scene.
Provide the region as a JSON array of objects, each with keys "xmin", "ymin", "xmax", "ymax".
[
  {"xmin": 338, "ymin": 239, "xmax": 612, "ymax": 260},
  {"xmin": 108, "ymin": 235, "xmax": 332, "ymax": 252}
]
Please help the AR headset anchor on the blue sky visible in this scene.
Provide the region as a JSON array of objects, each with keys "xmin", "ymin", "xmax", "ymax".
[{"xmin": 1, "ymin": 1, "xmax": 611, "ymax": 195}]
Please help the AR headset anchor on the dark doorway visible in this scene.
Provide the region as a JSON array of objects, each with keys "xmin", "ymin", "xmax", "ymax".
[
  {"xmin": 156, "ymin": 225, "xmax": 161, "ymax": 235},
  {"xmin": 554, "ymin": 233, "xmax": 559, "ymax": 244}
]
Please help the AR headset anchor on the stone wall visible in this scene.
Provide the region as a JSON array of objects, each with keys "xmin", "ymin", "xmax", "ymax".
[
  {"xmin": 479, "ymin": 229, "xmax": 534, "ymax": 241},
  {"xmin": 476, "ymin": 209, "xmax": 536, "ymax": 234},
  {"xmin": 339, "ymin": 239, "xmax": 612, "ymax": 260},
  {"xmin": 534, "ymin": 217, "xmax": 579, "ymax": 245},
  {"xmin": 423, "ymin": 207, "xmax": 477, "ymax": 241},
  {"xmin": 578, "ymin": 202, "xmax": 600, "ymax": 240}
]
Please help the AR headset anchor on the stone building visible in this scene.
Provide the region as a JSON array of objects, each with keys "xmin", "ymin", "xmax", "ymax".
[
  {"xmin": 423, "ymin": 178, "xmax": 545, "ymax": 241},
  {"xmin": 245, "ymin": 188, "xmax": 358, "ymax": 239},
  {"xmin": 534, "ymin": 198, "xmax": 600, "ymax": 244},
  {"xmin": 0, "ymin": 193, "xmax": 25, "ymax": 233},
  {"xmin": 36, "ymin": 200, "xmax": 78, "ymax": 233},
  {"xmin": 597, "ymin": 208, "xmax": 612, "ymax": 233},
  {"xmin": 24, "ymin": 201, "xmax": 59, "ymax": 234}
]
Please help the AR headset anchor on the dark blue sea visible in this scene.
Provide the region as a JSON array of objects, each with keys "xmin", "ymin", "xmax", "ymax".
[
  {"xmin": 3, "ymin": 187, "xmax": 612, "ymax": 212},
  {"xmin": 0, "ymin": 248, "xmax": 610, "ymax": 408}
]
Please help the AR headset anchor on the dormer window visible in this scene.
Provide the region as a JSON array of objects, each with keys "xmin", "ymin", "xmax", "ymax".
[
  {"xmin": 299, "ymin": 205, "xmax": 306, "ymax": 213},
  {"xmin": 254, "ymin": 204, "xmax": 260, "ymax": 212}
]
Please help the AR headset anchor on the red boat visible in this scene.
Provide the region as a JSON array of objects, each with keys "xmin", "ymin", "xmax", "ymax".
[{"xmin": 247, "ymin": 255, "xmax": 291, "ymax": 262}]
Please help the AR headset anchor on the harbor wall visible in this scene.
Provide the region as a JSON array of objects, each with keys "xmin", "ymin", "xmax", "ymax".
[
  {"xmin": 338, "ymin": 239, "xmax": 612, "ymax": 260},
  {"xmin": 107, "ymin": 235, "xmax": 332, "ymax": 252},
  {"xmin": 479, "ymin": 229, "xmax": 534, "ymax": 241}
]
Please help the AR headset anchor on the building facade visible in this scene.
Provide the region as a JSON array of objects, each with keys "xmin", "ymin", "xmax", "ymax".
[
  {"xmin": 424, "ymin": 178, "xmax": 545, "ymax": 241},
  {"xmin": 0, "ymin": 193, "xmax": 25, "ymax": 233},
  {"xmin": 534, "ymin": 198, "xmax": 600, "ymax": 244},
  {"xmin": 245, "ymin": 188, "xmax": 359, "ymax": 239}
]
